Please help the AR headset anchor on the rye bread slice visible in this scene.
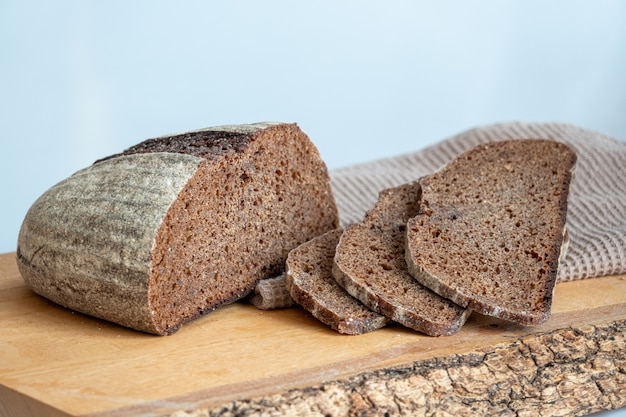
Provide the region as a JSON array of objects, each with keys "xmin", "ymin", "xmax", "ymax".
[
  {"xmin": 332, "ymin": 182, "xmax": 470, "ymax": 336},
  {"xmin": 16, "ymin": 122, "xmax": 339, "ymax": 335},
  {"xmin": 405, "ymin": 139, "xmax": 576, "ymax": 326},
  {"xmin": 285, "ymin": 229, "xmax": 389, "ymax": 335}
]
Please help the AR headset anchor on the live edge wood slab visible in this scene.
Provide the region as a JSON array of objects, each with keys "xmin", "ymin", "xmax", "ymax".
[{"xmin": 1, "ymin": 252, "xmax": 625, "ymax": 417}]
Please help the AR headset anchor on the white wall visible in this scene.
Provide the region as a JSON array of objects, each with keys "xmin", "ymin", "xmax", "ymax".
[{"xmin": 2, "ymin": 0, "xmax": 626, "ymax": 254}]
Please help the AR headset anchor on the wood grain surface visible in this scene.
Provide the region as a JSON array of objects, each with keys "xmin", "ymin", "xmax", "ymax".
[{"xmin": 1, "ymin": 252, "xmax": 625, "ymax": 417}]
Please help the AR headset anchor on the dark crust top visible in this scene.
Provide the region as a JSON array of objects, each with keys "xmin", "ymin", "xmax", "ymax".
[{"xmin": 94, "ymin": 130, "xmax": 251, "ymax": 164}]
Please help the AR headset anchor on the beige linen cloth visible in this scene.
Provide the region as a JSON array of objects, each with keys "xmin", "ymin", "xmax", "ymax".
[{"xmin": 251, "ymin": 122, "xmax": 626, "ymax": 309}]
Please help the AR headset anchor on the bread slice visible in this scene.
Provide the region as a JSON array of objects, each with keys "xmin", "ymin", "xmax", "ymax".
[
  {"xmin": 332, "ymin": 182, "xmax": 470, "ymax": 336},
  {"xmin": 405, "ymin": 139, "xmax": 576, "ymax": 326},
  {"xmin": 285, "ymin": 229, "xmax": 389, "ymax": 335},
  {"xmin": 16, "ymin": 122, "xmax": 339, "ymax": 335}
]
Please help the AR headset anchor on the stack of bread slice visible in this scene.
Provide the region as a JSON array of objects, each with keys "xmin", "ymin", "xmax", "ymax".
[{"xmin": 284, "ymin": 139, "xmax": 577, "ymax": 336}]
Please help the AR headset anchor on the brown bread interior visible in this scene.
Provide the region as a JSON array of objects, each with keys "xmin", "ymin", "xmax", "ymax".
[{"xmin": 117, "ymin": 124, "xmax": 338, "ymax": 334}]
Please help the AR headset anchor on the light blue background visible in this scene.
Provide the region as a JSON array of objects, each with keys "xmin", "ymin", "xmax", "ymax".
[
  {"xmin": 1, "ymin": 3, "xmax": 626, "ymax": 415},
  {"xmin": 2, "ymin": 0, "xmax": 626, "ymax": 262}
]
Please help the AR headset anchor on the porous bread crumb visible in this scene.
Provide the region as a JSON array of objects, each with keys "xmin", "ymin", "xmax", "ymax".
[{"xmin": 146, "ymin": 124, "xmax": 339, "ymax": 334}]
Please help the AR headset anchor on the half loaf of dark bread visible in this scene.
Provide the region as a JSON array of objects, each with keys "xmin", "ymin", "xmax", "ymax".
[
  {"xmin": 17, "ymin": 122, "xmax": 339, "ymax": 335},
  {"xmin": 405, "ymin": 139, "xmax": 576, "ymax": 325},
  {"xmin": 332, "ymin": 182, "xmax": 471, "ymax": 336},
  {"xmin": 285, "ymin": 229, "xmax": 389, "ymax": 335}
]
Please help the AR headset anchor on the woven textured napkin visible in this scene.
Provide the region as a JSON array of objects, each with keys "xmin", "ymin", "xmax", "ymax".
[
  {"xmin": 331, "ymin": 121, "xmax": 626, "ymax": 282},
  {"xmin": 249, "ymin": 274, "xmax": 295, "ymax": 309}
]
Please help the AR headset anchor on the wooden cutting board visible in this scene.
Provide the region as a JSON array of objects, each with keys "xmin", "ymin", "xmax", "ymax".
[{"xmin": 1, "ymin": 251, "xmax": 625, "ymax": 417}]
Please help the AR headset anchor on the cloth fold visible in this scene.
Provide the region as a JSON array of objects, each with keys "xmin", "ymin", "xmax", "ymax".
[
  {"xmin": 249, "ymin": 274, "xmax": 295, "ymax": 310},
  {"xmin": 330, "ymin": 122, "xmax": 626, "ymax": 282}
]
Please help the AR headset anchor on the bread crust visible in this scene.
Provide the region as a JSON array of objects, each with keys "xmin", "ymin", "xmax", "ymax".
[{"xmin": 17, "ymin": 153, "xmax": 201, "ymax": 334}]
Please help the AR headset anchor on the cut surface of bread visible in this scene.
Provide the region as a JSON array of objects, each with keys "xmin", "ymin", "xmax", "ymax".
[
  {"xmin": 332, "ymin": 183, "xmax": 470, "ymax": 336},
  {"xmin": 405, "ymin": 139, "xmax": 576, "ymax": 326},
  {"xmin": 17, "ymin": 122, "xmax": 339, "ymax": 335},
  {"xmin": 285, "ymin": 229, "xmax": 389, "ymax": 335}
]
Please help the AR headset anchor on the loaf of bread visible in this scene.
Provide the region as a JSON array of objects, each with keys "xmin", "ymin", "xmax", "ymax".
[
  {"xmin": 285, "ymin": 229, "xmax": 389, "ymax": 335},
  {"xmin": 333, "ymin": 182, "xmax": 471, "ymax": 336},
  {"xmin": 16, "ymin": 122, "xmax": 339, "ymax": 335},
  {"xmin": 405, "ymin": 139, "xmax": 576, "ymax": 326}
]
